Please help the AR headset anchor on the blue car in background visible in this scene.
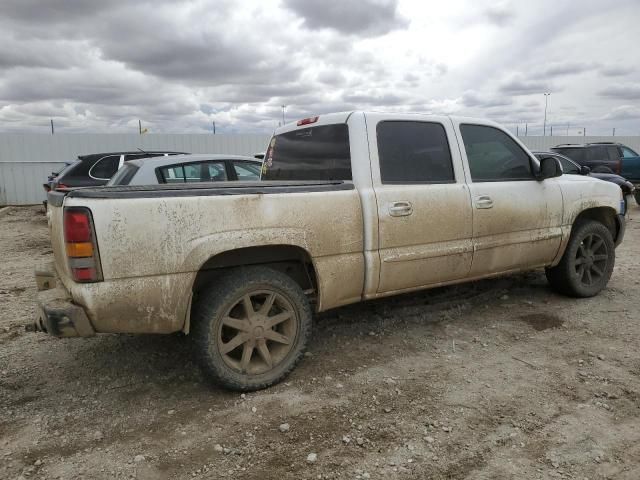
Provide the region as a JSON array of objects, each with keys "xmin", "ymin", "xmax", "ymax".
[{"xmin": 619, "ymin": 145, "xmax": 640, "ymax": 204}]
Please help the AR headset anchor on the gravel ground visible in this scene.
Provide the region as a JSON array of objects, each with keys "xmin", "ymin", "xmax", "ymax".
[{"xmin": 1, "ymin": 205, "xmax": 639, "ymax": 480}]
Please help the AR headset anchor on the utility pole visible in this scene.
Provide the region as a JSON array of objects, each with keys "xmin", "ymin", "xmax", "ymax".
[
  {"xmin": 281, "ymin": 105, "xmax": 286, "ymax": 125},
  {"xmin": 50, "ymin": 119, "xmax": 54, "ymax": 135},
  {"xmin": 550, "ymin": 125, "xmax": 553, "ymax": 136},
  {"xmin": 583, "ymin": 128, "xmax": 586, "ymax": 137},
  {"xmin": 525, "ymin": 123, "xmax": 528, "ymax": 136},
  {"xmin": 138, "ymin": 119, "xmax": 142, "ymax": 135},
  {"xmin": 612, "ymin": 127, "xmax": 615, "ymax": 136},
  {"xmin": 543, "ymin": 93, "xmax": 551, "ymax": 136},
  {"xmin": 516, "ymin": 125, "xmax": 519, "ymax": 136},
  {"xmin": 212, "ymin": 121, "xmax": 216, "ymax": 134},
  {"xmin": 567, "ymin": 123, "xmax": 570, "ymax": 136}
]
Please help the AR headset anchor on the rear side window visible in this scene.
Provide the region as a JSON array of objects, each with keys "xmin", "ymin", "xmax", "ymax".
[
  {"xmin": 89, "ymin": 155, "xmax": 120, "ymax": 180},
  {"xmin": 622, "ymin": 146, "xmax": 638, "ymax": 158},
  {"xmin": 606, "ymin": 146, "xmax": 620, "ymax": 160},
  {"xmin": 233, "ymin": 162, "xmax": 261, "ymax": 181},
  {"xmin": 461, "ymin": 125, "xmax": 533, "ymax": 182},
  {"xmin": 377, "ymin": 121, "xmax": 454, "ymax": 183},
  {"xmin": 262, "ymin": 124, "xmax": 352, "ymax": 181},
  {"xmin": 553, "ymin": 148, "xmax": 586, "ymax": 163},
  {"xmin": 587, "ymin": 146, "xmax": 608, "ymax": 161},
  {"xmin": 106, "ymin": 163, "xmax": 139, "ymax": 186}
]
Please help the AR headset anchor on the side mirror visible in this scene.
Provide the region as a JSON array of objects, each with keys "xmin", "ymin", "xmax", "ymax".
[
  {"xmin": 537, "ymin": 156, "xmax": 563, "ymax": 180},
  {"xmin": 580, "ymin": 165, "xmax": 591, "ymax": 175}
]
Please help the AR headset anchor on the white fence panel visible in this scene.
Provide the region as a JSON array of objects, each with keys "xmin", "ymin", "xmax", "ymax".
[{"xmin": 0, "ymin": 134, "xmax": 271, "ymax": 205}]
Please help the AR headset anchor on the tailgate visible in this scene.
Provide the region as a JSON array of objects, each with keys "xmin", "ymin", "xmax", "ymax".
[{"xmin": 47, "ymin": 191, "xmax": 72, "ymax": 282}]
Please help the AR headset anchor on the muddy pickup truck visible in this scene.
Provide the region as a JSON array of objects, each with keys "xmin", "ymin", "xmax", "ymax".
[{"xmin": 33, "ymin": 112, "xmax": 627, "ymax": 391}]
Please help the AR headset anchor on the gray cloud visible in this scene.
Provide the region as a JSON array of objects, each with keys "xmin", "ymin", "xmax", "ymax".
[
  {"xmin": 283, "ymin": 0, "xmax": 408, "ymax": 36},
  {"xmin": 603, "ymin": 105, "xmax": 640, "ymax": 120},
  {"xmin": 499, "ymin": 74, "xmax": 551, "ymax": 96},
  {"xmin": 533, "ymin": 61, "xmax": 598, "ymax": 78},
  {"xmin": 483, "ymin": 2, "xmax": 516, "ymax": 26},
  {"xmin": 461, "ymin": 91, "xmax": 513, "ymax": 108},
  {"xmin": 0, "ymin": 0, "xmax": 639, "ymax": 135},
  {"xmin": 598, "ymin": 83, "xmax": 640, "ymax": 100},
  {"xmin": 600, "ymin": 65, "xmax": 636, "ymax": 77}
]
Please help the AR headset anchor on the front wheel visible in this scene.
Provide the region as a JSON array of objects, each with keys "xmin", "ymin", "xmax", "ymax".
[
  {"xmin": 546, "ymin": 220, "xmax": 615, "ymax": 297},
  {"xmin": 192, "ymin": 266, "xmax": 313, "ymax": 391}
]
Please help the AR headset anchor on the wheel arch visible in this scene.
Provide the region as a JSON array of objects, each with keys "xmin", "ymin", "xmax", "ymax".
[
  {"xmin": 184, "ymin": 244, "xmax": 319, "ymax": 333},
  {"xmin": 572, "ymin": 206, "xmax": 619, "ymax": 241}
]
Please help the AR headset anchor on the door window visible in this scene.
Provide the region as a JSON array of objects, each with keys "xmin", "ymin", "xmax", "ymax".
[
  {"xmin": 556, "ymin": 156, "xmax": 580, "ymax": 174},
  {"xmin": 460, "ymin": 125, "xmax": 533, "ymax": 181},
  {"xmin": 622, "ymin": 146, "xmax": 639, "ymax": 158},
  {"xmin": 89, "ymin": 155, "xmax": 120, "ymax": 180},
  {"xmin": 203, "ymin": 162, "xmax": 227, "ymax": 181},
  {"xmin": 377, "ymin": 121, "xmax": 455, "ymax": 183},
  {"xmin": 159, "ymin": 161, "xmax": 226, "ymax": 183}
]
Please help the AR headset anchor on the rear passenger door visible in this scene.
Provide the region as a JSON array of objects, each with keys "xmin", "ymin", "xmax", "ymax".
[
  {"xmin": 368, "ymin": 114, "xmax": 473, "ymax": 293},
  {"xmin": 457, "ymin": 123, "xmax": 563, "ymax": 275}
]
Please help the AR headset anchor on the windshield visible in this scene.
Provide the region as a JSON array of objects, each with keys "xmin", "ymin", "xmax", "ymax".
[
  {"xmin": 261, "ymin": 124, "xmax": 352, "ymax": 181},
  {"xmin": 53, "ymin": 160, "xmax": 80, "ymax": 177}
]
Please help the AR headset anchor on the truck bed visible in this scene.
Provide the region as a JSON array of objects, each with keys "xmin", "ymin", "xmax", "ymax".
[{"xmin": 47, "ymin": 180, "xmax": 354, "ymax": 206}]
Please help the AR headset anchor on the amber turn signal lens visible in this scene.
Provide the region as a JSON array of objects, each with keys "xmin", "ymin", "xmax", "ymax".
[{"xmin": 66, "ymin": 242, "xmax": 94, "ymax": 258}]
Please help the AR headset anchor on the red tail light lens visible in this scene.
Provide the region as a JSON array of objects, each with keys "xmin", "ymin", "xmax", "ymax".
[
  {"xmin": 64, "ymin": 210, "xmax": 91, "ymax": 242},
  {"xmin": 64, "ymin": 208, "xmax": 102, "ymax": 283}
]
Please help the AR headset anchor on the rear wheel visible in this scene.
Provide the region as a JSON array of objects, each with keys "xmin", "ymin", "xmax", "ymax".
[
  {"xmin": 546, "ymin": 220, "xmax": 615, "ymax": 297},
  {"xmin": 192, "ymin": 266, "xmax": 312, "ymax": 391}
]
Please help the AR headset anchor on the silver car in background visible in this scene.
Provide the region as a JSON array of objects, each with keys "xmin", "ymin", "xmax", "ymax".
[{"xmin": 106, "ymin": 154, "xmax": 263, "ymax": 186}]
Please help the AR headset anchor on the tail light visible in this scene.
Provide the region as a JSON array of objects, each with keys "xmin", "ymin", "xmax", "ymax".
[
  {"xmin": 64, "ymin": 207, "xmax": 103, "ymax": 283},
  {"xmin": 56, "ymin": 183, "xmax": 70, "ymax": 191},
  {"xmin": 297, "ymin": 116, "xmax": 319, "ymax": 126}
]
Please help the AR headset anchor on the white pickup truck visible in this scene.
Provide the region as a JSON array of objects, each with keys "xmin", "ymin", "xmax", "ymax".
[{"xmin": 34, "ymin": 112, "xmax": 627, "ymax": 391}]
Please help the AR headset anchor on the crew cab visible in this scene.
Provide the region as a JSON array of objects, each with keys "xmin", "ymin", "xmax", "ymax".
[{"xmin": 33, "ymin": 112, "xmax": 626, "ymax": 391}]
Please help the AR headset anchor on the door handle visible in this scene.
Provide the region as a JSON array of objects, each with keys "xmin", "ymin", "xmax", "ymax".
[
  {"xmin": 474, "ymin": 195, "xmax": 494, "ymax": 209},
  {"xmin": 389, "ymin": 201, "xmax": 413, "ymax": 217}
]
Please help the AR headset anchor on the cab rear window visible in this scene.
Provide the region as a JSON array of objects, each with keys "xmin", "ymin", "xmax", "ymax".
[{"xmin": 261, "ymin": 124, "xmax": 352, "ymax": 181}]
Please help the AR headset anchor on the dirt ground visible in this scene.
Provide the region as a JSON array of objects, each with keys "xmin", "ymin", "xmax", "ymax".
[{"xmin": 1, "ymin": 205, "xmax": 639, "ymax": 480}]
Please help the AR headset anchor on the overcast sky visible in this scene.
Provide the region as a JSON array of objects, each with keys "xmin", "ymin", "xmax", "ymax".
[{"xmin": 1, "ymin": 0, "xmax": 639, "ymax": 135}]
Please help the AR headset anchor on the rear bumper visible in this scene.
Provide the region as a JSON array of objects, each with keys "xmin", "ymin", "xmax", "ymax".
[{"xmin": 28, "ymin": 264, "xmax": 95, "ymax": 337}]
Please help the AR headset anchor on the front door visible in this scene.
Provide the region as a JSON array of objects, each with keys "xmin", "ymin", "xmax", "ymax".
[
  {"xmin": 368, "ymin": 115, "xmax": 474, "ymax": 294},
  {"xmin": 456, "ymin": 123, "xmax": 563, "ymax": 275}
]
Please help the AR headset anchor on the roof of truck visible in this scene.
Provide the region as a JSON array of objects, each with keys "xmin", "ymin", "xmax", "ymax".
[{"xmin": 274, "ymin": 111, "xmax": 503, "ymax": 136}]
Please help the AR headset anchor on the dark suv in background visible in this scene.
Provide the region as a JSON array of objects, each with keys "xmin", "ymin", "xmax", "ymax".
[
  {"xmin": 551, "ymin": 142, "xmax": 632, "ymax": 174},
  {"xmin": 44, "ymin": 151, "xmax": 186, "ymax": 192}
]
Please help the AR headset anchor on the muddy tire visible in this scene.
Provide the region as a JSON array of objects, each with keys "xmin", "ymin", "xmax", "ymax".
[
  {"xmin": 192, "ymin": 266, "xmax": 312, "ymax": 391},
  {"xmin": 545, "ymin": 220, "xmax": 615, "ymax": 297}
]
